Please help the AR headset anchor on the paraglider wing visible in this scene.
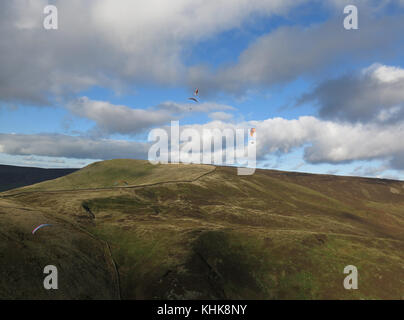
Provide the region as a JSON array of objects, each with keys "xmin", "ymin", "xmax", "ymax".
[
  {"xmin": 188, "ymin": 97, "xmax": 199, "ymax": 103},
  {"xmin": 32, "ymin": 224, "xmax": 52, "ymax": 235}
]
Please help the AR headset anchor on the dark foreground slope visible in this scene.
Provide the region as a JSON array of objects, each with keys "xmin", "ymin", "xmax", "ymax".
[
  {"xmin": 0, "ymin": 160, "xmax": 403, "ymax": 299},
  {"xmin": 0, "ymin": 164, "xmax": 78, "ymax": 192}
]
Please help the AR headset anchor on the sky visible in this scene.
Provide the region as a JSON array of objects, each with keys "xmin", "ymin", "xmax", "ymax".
[{"xmin": 1, "ymin": 0, "xmax": 404, "ymax": 180}]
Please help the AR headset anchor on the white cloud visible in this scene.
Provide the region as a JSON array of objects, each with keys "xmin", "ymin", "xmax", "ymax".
[
  {"xmin": 176, "ymin": 116, "xmax": 404, "ymax": 169},
  {"xmin": 190, "ymin": 15, "xmax": 404, "ymax": 95},
  {"xmin": 366, "ymin": 63, "xmax": 404, "ymax": 83},
  {"xmin": 0, "ymin": 0, "xmax": 306, "ymax": 105},
  {"xmin": 3, "ymin": 115, "xmax": 404, "ymax": 171},
  {"xmin": 298, "ymin": 63, "xmax": 404, "ymax": 123},
  {"xmin": 67, "ymin": 97, "xmax": 173, "ymax": 135},
  {"xmin": 2, "ymin": 1, "xmax": 403, "ymax": 103},
  {"xmin": 67, "ymin": 97, "xmax": 236, "ymax": 135},
  {"xmin": 251, "ymin": 116, "xmax": 404, "ymax": 164},
  {"xmin": 0, "ymin": 133, "xmax": 149, "ymax": 160}
]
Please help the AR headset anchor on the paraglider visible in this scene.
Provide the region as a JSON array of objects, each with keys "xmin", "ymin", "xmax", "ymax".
[
  {"xmin": 32, "ymin": 224, "xmax": 52, "ymax": 235},
  {"xmin": 188, "ymin": 88, "xmax": 200, "ymax": 110},
  {"xmin": 250, "ymin": 128, "xmax": 256, "ymax": 137},
  {"xmin": 190, "ymin": 88, "xmax": 199, "ymax": 102},
  {"xmin": 250, "ymin": 128, "xmax": 256, "ymax": 144}
]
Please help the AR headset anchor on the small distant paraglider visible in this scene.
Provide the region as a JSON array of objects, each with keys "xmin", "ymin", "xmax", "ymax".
[
  {"xmin": 188, "ymin": 88, "xmax": 199, "ymax": 109},
  {"xmin": 250, "ymin": 128, "xmax": 256, "ymax": 137},
  {"xmin": 250, "ymin": 128, "xmax": 256, "ymax": 144},
  {"xmin": 32, "ymin": 224, "xmax": 52, "ymax": 235}
]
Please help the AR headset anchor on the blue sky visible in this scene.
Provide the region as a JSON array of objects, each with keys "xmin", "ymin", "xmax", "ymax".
[{"xmin": 1, "ymin": 0, "xmax": 404, "ymax": 180}]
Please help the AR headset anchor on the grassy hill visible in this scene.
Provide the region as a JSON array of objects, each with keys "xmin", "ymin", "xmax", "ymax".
[
  {"xmin": 11, "ymin": 159, "xmax": 215, "ymax": 192},
  {"xmin": 0, "ymin": 159, "xmax": 403, "ymax": 299}
]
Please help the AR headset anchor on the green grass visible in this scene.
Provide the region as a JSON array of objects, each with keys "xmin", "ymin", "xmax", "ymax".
[
  {"xmin": 188, "ymin": 230, "xmax": 275, "ymax": 299},
  {"xmin": 91, "ymin": 224, "xmax": 179, "ymax": 299},
  {"xmin": 83, "ymin": 196, "xmax": 147, "ymax": 213}
]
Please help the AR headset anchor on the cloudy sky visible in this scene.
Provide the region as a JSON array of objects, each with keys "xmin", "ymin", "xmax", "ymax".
[{"xmin": 1, "ymin": 0, "xmax": 404, "ymax": 179}]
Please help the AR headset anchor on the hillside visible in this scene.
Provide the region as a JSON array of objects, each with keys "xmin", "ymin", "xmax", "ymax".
[
  {"xmin": 0, "ymin": 164, "xmax": 78, "ymax": 192},
  {"xmin": 0, "ymin": 159, "xmax": 403, "ymax": 299}
]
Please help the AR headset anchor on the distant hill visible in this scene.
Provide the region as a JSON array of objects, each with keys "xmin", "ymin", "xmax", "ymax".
[
  {"xmin": 10, "ymin": 159, "xmax": 214, "ymax": 192},
  {"xmin": 0, "ymin": 159, "xmax": 403, "ymax": 299},
  {"xmin": 0, "ymin": 164, "xmax": 78, "ymax": 192}
]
